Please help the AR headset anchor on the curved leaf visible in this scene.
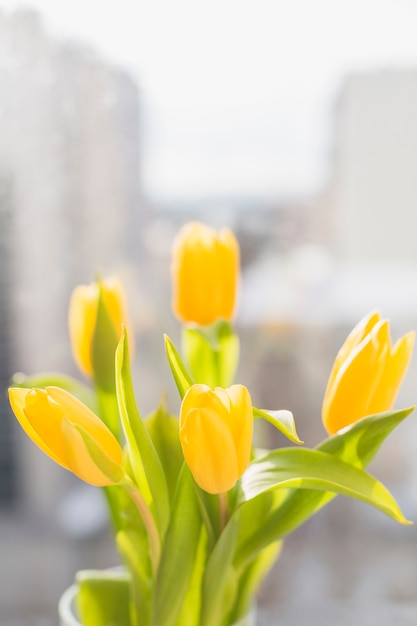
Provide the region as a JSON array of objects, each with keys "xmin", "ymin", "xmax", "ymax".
[
  {"xmin": 145, "ymin": 399, "xmax": 183, "ymax": 503},
  {"xmin": 235, "ymin": 407, "xmax": 414, "ymax": 567},
  {"xmin": 164, "ymin": 334, "xmax": 194, "ymax": 399},
  {"xmin": 201, "ymin": 511, "xmax": 241, "ymax": 626},
  {"xmin": 152, "ymin": 465, "xmax": 202, "ymax": 626},
  {"xmin": 116, "ymin": 330, "xmax": 170, "ymax": 537},
  {"xmin": 253, "ymin": 407, "xmax": 303, "ymax": 444},
  {"xmin": 92, "ymin": 291, "xmax": 120, "ymax": 441},
  {"xmin": 238, "ymin": 447, "xmax": 410, "ymax": 526}
]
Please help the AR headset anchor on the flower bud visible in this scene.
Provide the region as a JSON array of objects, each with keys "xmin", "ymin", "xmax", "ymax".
[
  {"xmin": 171, "ymin": 222, "xmax": 240, "ymax": 326},
  {"xmin": 68, "ymin": 277, "xmax": 132, "ymax": 376},
  {"xmin": 8, "ymin": 386, "xmax": 124, "ymax": 486},
  {"xmin": 179, "ymin": 383, "xmax": 253, "ymax": 494},
  {"xmin": 322, "ymin": 311, "xmax": 414, "ymax": 434}
]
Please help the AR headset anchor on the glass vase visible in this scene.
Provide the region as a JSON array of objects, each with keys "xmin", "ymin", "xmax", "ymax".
[{"xmin": 58, "ymin": 582, "xmax": 257, "ymax": 626}]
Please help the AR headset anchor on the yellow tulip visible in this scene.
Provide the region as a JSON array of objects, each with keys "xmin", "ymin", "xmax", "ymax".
[
  {"xmin": 179, "ymin": 383, "xmax": 253, "ymax": 494},
  {"xmin": 322, "ymin": 311, "xmax": 415, "ymax": 435},
  {"xmin": 171, "ymin": 222, "xmax": 240, "ymax": 326},
  {"xmin": 8, "ymin": 386, "xmax": 124, "ymax": 486},
  {"xmin": 68, "ymin": 277, "xmax": 132, "ymax": 376}
]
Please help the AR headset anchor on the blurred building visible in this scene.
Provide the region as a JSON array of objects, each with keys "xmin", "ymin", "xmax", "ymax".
[
  {"xmin": 0, "ymin": 10, "xmax": 140, "ymax": 621},
  {"xmin": 331, "ymin": 69, "xmax": 417, "ymax": 264},
  {"xmin": 319, "ymin": 68, "xmax": 417, "ymax": 326}
]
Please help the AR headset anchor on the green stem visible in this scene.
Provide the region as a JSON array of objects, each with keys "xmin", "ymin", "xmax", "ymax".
[
  {"xmin": 219, "ymin": 491, "xmax": 229, "ymax": 532},
  {"xmin": 123, "ymin": 477, "xmax": 161, "ymax": 575}
]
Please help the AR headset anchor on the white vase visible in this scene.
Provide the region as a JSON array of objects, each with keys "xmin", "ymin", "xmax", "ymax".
[{"xmin": 58, "ymin": 582, "xmax": 257, "ymax": 626}]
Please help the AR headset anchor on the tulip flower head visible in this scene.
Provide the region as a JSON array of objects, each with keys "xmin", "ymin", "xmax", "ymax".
[
  {"xmin": 322, "ymin": 311, "xmax": 415, "ymax": 435},
  {"xmin": 179, "ymin": 383, "xmax": 253, "ymax": 494},
  {"xmin": 171, "ymin": 222, "xmax": 240, "ymax": 326},
  {"xmin": 69, "ymin": 277, "xmax": 132, "ymax": 376},
  {"xmin": 8, "ymin": 386, "xmax": 124, "ymax": 486}
]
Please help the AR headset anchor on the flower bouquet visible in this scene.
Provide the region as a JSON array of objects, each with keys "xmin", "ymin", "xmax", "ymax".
[{"xmin": 8, "ymin": 222, "xmax": 415, "ymax": 626}]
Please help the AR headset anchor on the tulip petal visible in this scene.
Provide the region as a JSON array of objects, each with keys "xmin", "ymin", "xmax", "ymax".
[
  {"xmin": 22, "ymin": 388, "xmax": 73, "ymax": 468},
  {"xmin": 171, "ymin": 222, "xmax": 240, "ymax": 326},
  {"xmin": 366, "ymin": 331, "xmax": 415, "ymax": 416},
  {"xmin": 8, "ymin": 387, "xmax": 67, "ymax": 469},
  {"xmin": 181, "ymin": 384, "xmax": 225, "ymax": 418},
  {"xmin": 221, "ymin": 385, "xmax": 253, "ymax": 475},
  {"xmin": 46, "ymin": 387, "xmax": 123, "ymax": 467},
  {"xmin": 322, "ymin": 320, "xmax": 389, "ymax": 434},
  {"xmin": 217, "ymin": 229, "xmax": 240, "ymax": 321},
  {"xmin": 180, "ymin": 407, "xmax": 239, "ymax": 494},
  {"xmin": 323, "ymin": 311, "xmax": 381, "ymax": 405},
  {"xmin": 62, "ymin": 420, "xmax": 124, "ymax": 486},
  {"xmin": 68, "ymin": 284, "xmax": 98, "ymax": 376},
  {"xmin": 8, "ymin": 386, "xmax": 124, "ymax": 486},
  {"xmin": 68, "ymin": 277, "xmax": 133, "ymax": 378}
]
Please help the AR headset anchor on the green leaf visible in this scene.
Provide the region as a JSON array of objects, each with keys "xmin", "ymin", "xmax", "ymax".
[
  {"xmin": 117, "ymin": 529, "xmax": 152, "ymax": 626},
  {"xmin": 235, "ymin": 407, "xmax": 414, "ymax": 567},
  {"xmin": 238, "ymin": 447, "xmax": 410, "ymax": 525},
  {"xmin": 63, "ymin": 420, "xmax": 125, "ymax": 484},
  {"xmin": 145, "ymin": 398, "xmax": 183, "ymax": 502},
  {"xmin": 182, "ymin": 321, "xmax": 239, "ymax": 388},
  {"xmin": 152, "ymin": 465, "xmax": 202, "ymax": 626},
  {"xmin": 230, "ymin": 540, "xmax": 282, "ymax": 623},
  {"xmin": 76, "ymin": 569, "xmax": 131, "ymax": 626},
  {"xmin": 164, "ymin": 334, "xmax": 194, "ymax": 399},
  {"xmin": 92, "ymin": 288, "xmax": 121, "ymax": 440},
  {"xmin": 200, "ymin": 511, "xmax": 241, "ymax": 626},
  {"xmin": 116, "ymin": 329, "xmax": 170, "ymax": 537},
  {"xmin": 317, "ymin": 406, "xmax": 415, "ymax": 466},
  {"xmin": 253, "ymin": 407, "xmax": 303, "ymax": 444},
  {"xmin": 10, "ymin": 371, "xmax": 98, "ymax": 412},
  {"xmin": 92, "ymin": 286, "xmax": 119, "ymax": 393},
  {"xmin": 175, "ymin": 526, "xmax": 208, "ymax": 626}
]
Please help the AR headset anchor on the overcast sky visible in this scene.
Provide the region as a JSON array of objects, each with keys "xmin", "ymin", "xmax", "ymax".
[{"xmin": 1, "ymin": 0, "xmax": 417, "ymax": 201}]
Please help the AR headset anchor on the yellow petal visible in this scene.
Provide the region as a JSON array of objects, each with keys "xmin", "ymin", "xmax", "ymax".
[
  {"xmin": 223, "ymin": 385, "xmax": 253, "ymax": 475},
  {"xmin": 8, "ymin": 387, "xmax": 67, "ymax": 469},
  {"xmin": 61, "ymin": 419, "xmax": 120, "ymax": 486},
  {"xmin": 323, "ymin": 310, "xmax": 381, "ymax": 408},
  {"xmin": 101, "ymin": 277, "xmax": 134, "ymax": 359},
  {"xmin": 180, "ymin": 383, "xmax": 253, "ymax": 493},
  {"xmin": 46, "ymin": 387, "xmax": 123, "ymax": 468},
  {"xmin": 23, "ymin": 388, "xmax": 73, "ymax": 468},
  {"xmin": 322, "ymin": 319, "xmax": 389, "ymax": 434},
  {"xmin": 68, "ymin": 277, "xmax": 133, "ymax": 377},
  {"xmin": 180, "ymin": 407, "xmax": 239, "ymax": 494},
  {"xmin": 68, "ymin": 284, "xmax": 99, "ymax": 376},
  {"xmin": 217, "ymin": 229, "xmax": 240, "ymax": 321},
  {"xmin": 180, "ymin": 383, "xmax": 214, "ymax": 416},
  {"xmin": 366, "ymin": 331, "xmax": 415, "ymax": 416},
  {"xmin": 171, "ymin": 222, "xmax": 240, "ymax": 325},
  {"xmin": 8, "ymin": 386, "xmax": 123, "ymax": 485}
]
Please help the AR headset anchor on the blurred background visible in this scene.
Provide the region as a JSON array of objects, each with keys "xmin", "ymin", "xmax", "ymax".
[{"xmin": 1, "ymin": 0, "xmax": 417, "ymax": 624}]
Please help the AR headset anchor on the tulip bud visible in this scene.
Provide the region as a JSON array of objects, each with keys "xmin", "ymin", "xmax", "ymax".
[
  {"xmin": 68, "ymin": 277, "xmax": 132, "ymax": 377},
  {"xmin": 179, "ymin": 384, "xmax": 253, "ymax": 494},
  {"xmin": 8, "ymin": 386, "xmax": 124, "ymax": 486},
  {"xmin": 322, "ymin": 311, "xmax": 415, "ymax": 435},
  {"xmin": 171, "ymin": 222, "xmax": 240, "ymax": 326}
]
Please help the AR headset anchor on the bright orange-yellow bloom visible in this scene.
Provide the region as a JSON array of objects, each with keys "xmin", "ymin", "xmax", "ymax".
[
  {"xmin": 68, "ymin": 277, "xmax": 132, "ymax": 376},
  {"xmin": 322, "ymin": 311, "xmax": 415, "ymax": 435},
  {"xmin": 8, "ymin": 386, "xmax": 124, "ymax": 486},
  {"xmin": 179, "ymin": 384, "xmax": 253, "ymax": 494},
  {"xmin": 171, "ymin": 222, "xmax": 240, "ymax": 326}
]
